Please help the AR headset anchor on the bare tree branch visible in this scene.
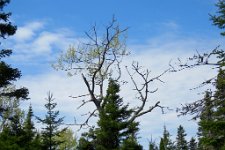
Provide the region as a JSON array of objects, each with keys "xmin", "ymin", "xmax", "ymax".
[{"xmin": 126, "ymin": 62, "xmax": 169, "ymax": 123}]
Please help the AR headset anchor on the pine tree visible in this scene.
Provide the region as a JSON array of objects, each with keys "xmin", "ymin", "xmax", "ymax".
[
  {"xmin": 95, "ymin": 79, "xmax": 141, "ymax": 149},
  {"xmin": 36, "ymin": 92, "xmax": 65, "ymax": 150},
  {"xmin": 0, "ymin": 0, "xmax": 28, "ymax": 117},
  {"xmin": 188, "ymin": 137, "xmax": 197, "ymax": 150},
  {"xmin": 176, "ymin": 125, "xmax": 188, "ymax": 150}
]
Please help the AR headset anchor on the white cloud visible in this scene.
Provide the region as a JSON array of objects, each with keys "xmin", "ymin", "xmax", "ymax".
[
  {"xmin": 14, "ymin": 21, "xmax": 44, "ymax": 41},
  {"xmin": 7, "ymin": 22, "xmax": 79, "ymax": 63}
]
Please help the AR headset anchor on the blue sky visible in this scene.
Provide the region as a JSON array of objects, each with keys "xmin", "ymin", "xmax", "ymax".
[
  {"xmin": 4, "ymin": 0, "xmax": 224, "ymax": 149},
  {"xmin": 9, "ymin": 0, "xmax": 220, "ymax": 39}
]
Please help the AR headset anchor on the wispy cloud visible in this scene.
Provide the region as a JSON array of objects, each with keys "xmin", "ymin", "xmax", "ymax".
[
  {"xmin": 7, "ymin": 21, "xmax": 79, "ymax": 63},
  {"xmin": 14, "ymin": 21, "xmax": 44, "ymax": 42}
]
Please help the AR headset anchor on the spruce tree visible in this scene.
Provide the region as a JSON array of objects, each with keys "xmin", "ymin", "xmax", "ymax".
[
  {"xmin": 159, "ymin": 126, "xmax": 175, "ymax": 150},
  {"xmin": 95, "ymin": 79, "xmax": 141, "ymax": 149},
  {"xmin": 159, "ymin": 138, "xmax": 165, "ymax": 150},
  {"xmin": 188, "ymin": 137, "xmax": 197, "ymax": 150},
  {"xmin": 23, "ymin": 104, "xmax": 38, "ymax": 149},
  {"xmin": 77, "ymin": 127, "xmax": 95, "ymax": 150},
  {"xmin": 211, "ymin": 0, "xmax": 225, "ymax": 36},
  {"xmin": 213, "ymin": 69, "xmax": 225, "ymax": 149},
  {"xmin": 0, "ymin": 0, "xmax": 28, "ymax": 117},
  {"xmin": 36, "ymin": 92, "xmax": 65, "ymax": 150},
  {"xmin": 197, "ymin": 91, "xmax": 215, "ymax": 150},
  {"xmin": 176, "ymin": 125, "xmax": 188, "ymax": 150},
  {"xmin": 149, "ymin": 137, "xmax": 158, "ymax": 150}
]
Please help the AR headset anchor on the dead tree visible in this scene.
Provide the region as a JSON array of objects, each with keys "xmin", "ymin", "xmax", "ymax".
[
  {"xmin": 169, "ymin": 46, "xmax": 225, "ymax": 118},
  {"xmin": 54, "ymin": 18, "xmax": 168, "ymax": 127}
]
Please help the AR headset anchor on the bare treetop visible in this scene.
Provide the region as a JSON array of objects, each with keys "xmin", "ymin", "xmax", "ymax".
[{"xmin": 54, "ymin": 18, "xmax": 168, "ymax": 128}]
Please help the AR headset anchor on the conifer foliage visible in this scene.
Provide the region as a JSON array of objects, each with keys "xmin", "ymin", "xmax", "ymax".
[
  {"xmin": 198, "ymin": 69, "xmax": 225, "ymax": 149},
  {"xmin": 95, "ymin": 79, "xmax": 142, "ymax": 149},
  {"xmin": 0, "ymin": 0, "xmax": 28, "ymax": 117},
  {"xmin": 36, "ymin": 92, "xmax": 65, "ymax": 150},
  {"xmin": 159, "ymin": 126, "xmax": 175, "ymax": 150},
  {"xmin": 211, "ymin": 0, "xmax": 225, "ymax": 36},
  {"xmin": 176, "ymin": 125, "xmax": 188, "ymax": 150}
]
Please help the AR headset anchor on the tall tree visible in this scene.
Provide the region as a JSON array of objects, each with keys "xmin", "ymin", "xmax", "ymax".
[
  {"xmin": 54, "ymin": 17, "xmax": 167, "ymax": 127},
  {"xmin": 198, "ymin": 69, "xmax": 225, "ymax": 149},
  {"xmin": 0, "ymin": 0, "xmax": 28, "ymax": 117},
  {"xmin": 95, "ymin": 79, "xmax": 142, "ymax": 149},
  {"xmin": 176, "ymin": 125, "xmax": 188, "ymax": 150},
  {"xmin": 36, "ymin": 92, "xmax": 65, "ymax": 150}
]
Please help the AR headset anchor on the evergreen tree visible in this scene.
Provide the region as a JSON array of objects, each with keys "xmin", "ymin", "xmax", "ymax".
[
  {"xmin": 95, "ymin": 79, "xmax": 141, "ymax": 149},
  {"xmin": 211, "ymin": 0, "xmax": 225, "ymax": 36},
  {"xmin": 36, "ymin": 92, "xmax": 65, "ymax": 150},
  {"xmin": 176, "ymin": 125, "xmax": 188, "ymax": 150},
  {"xmin": 77, "ymin": 128, "xmax": 95, "ymax": 150},
  {"xmin": 188, "ymin": 137, "xmax": 197, "ymax": 150},
  {"xmin": 159, "ymin": 126, "xmax": 175, "ymax": 150},
  {"xmin": 159, "ymin": 138, "xmax": 165, "ymax": 150},
  {"xmin": 213, "ymin": 69, "xmax": 225, "ymax": 149},
  {"xmin": 120, "ymin": 136, "xmax": 143, "ymax": 150},
  {"xmin": 198, "ymin": 69, "xmax": 225, "ymax": 149},
  {"xmin": 0, "ymin": 0, "xmax": 28, "ymax": 117},
  {"xmin": 22, "ymin": 104, "xmax": 38, "ymax": 149},
  {"xmin": 0, "ymin": 108, "xmax": 25, "ymax": 149},
  {"xmin": 197, "ymin": 91, "xmax": 215, "ymax": 150},
  {"xmin": 149, "ymin": 137, "xmax": 158, "ymax": 150}
]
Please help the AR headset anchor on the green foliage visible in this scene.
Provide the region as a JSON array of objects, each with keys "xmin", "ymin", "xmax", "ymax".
[
  {"xmin": 95, "ymin": 79, "xmax": 141, "ymax": 149},
  {"xmin": 188, "ymin": 137, "xmax": 197, "ymax": 150},
  {"xmin": 0, "ymin": 110, "xmax": 25, "ymax": 149},
  {"xmin": 0, "ymin": 0, "xmax": 28, "ymax": 119},
  {"xmin": 120, "ymin": 136, "xmax": 143, "ymax": 150},
  {"xmin": 36, "ymin": 92, "xmax": 65, "ymax": 150},
  {"xmin": 176, "ymin": 125, "xmax": 188, "ymax": 150},
  {"xmin": 159, "ymin": 126, "xmax": 175, "ymax": 150},
  {"xmin": 77, "ymin": 128, "xmax": 95, "ymax": 150},
  {"xmin": 54, "ymin": 128, "xmax": 77, "ymax": 150},
  {"xmin": 149, "ymin": 138, "xmax": 158, "ymax": 150},
  {"xmin": 198, "ymin": 69, "xmax": 225, "ymax": 149},
  {"xmin": 211, "ymin": 0, "xmax": 225, "ymax": 36},
  {"xmin": 77, "ymin": 137, "xmax": 95, "ymax": 150},
  {"xmin": 22, "ymin": 105, "xmax": 41, "ymax": 150}
]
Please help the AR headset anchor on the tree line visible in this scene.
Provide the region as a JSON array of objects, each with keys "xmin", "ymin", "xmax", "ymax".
[{"xmin": 0, "ymin": 0, "xmax": 224, "ymax": 149}]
